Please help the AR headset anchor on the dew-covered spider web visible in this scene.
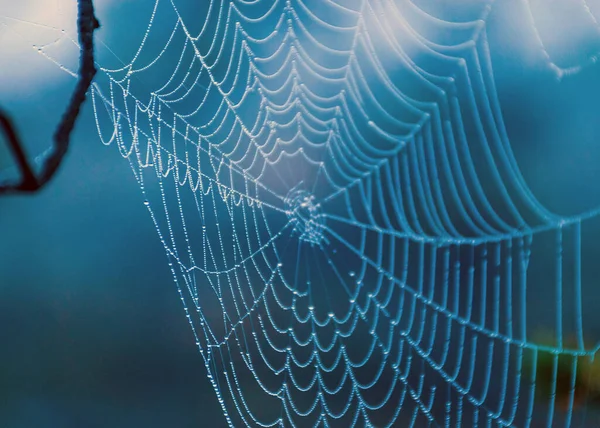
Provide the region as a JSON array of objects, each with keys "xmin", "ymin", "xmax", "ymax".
[{"xmin": 16, "ymin": 0, "xmax": 600, "ymax": 425}]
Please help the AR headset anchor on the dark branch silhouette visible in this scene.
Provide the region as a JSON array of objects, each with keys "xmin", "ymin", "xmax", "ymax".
[{"xmin": 0, "ymin": 0, "xmax": 99, "ymax": 194}]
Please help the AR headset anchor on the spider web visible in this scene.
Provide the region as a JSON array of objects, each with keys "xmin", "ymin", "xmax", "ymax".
[{"xmin": 19, "ymin": 0, "xmax": 600, "ymax": 425}]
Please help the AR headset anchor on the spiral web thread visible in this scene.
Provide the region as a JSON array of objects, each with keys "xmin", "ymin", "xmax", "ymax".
[{"xmin": 14, "ymin": 0, "xmax": 600, "ymax": 425}]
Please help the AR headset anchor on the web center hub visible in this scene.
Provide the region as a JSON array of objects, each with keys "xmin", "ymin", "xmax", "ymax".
[{"xmin": 285, "ymin": 187, "xmax": 325, "ymax": 245}]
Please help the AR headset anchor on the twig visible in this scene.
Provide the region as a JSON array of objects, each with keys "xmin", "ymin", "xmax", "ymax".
[{"xmin": 0, "ymin": 0, "xmax": 99, "ymax": 194}]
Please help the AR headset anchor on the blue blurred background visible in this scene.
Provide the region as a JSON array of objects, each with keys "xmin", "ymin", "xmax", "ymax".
[{"xmin": 2, "ymin": 0, "xmax": 600, "ymax": 426}]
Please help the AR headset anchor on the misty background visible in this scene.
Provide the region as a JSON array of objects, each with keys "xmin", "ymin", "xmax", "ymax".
[{"xmin": 2, "ymin": 0, "xmax": 600, "ymax": 427}]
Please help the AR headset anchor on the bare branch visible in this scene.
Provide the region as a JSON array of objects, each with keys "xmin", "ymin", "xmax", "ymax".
[{"xmin": 0, "ymin": 0, "xmax": 99, "ymax": 194}]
